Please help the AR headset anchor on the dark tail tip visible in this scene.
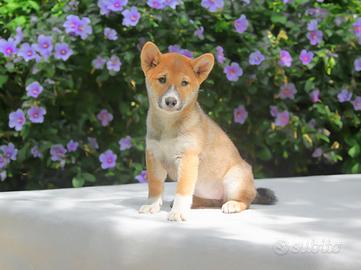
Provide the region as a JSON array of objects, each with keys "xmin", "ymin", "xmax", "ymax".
[{"xmin": 252, "ymin": 188, "xmax": 277, "ymax": 205}]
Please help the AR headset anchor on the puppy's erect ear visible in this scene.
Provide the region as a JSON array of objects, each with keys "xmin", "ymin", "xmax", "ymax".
[
  {"xmin": 141, "ymin": 42, "xmax": 161, "ymax": 73},
  {"xmin": 192, "ymin": 53, "xmax": 214, "ymax": 83}
]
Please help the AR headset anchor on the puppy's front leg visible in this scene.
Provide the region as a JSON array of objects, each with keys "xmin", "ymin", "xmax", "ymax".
[
  {"xmin": 168, "ymin": 150, "xmax": 199, "ymax": 222},
  {"xmin": 139, "ymin": 150, "xmax": 167, "ymax": 214}
]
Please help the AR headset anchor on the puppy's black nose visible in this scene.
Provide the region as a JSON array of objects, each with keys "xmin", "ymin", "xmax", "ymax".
[{"xmin": 165, "ymin": 97, "xmax": 178, "ymax": 108}]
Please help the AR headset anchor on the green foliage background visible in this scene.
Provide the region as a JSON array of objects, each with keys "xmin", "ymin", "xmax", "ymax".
[{"xmin": 0, "ymin": 0, "xmax": 361, "ymax": 191}]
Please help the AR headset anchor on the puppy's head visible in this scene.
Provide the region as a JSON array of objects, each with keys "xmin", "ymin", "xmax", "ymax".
[{"xmin": 140, "ymin": 42, "xmax": 214, "ymax": 113}]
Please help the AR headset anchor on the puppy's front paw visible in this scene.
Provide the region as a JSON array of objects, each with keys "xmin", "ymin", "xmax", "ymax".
[
  {"xmin": 139, "ymin": 203, "xmax": 161, "ymax": 214},
  {"xmin": 168, "ymin": 210, "xmax": 187, "ymax": 222},
  {"xmin": 139, "ymin": 198, "xmax": 162, "ymax": 214}
]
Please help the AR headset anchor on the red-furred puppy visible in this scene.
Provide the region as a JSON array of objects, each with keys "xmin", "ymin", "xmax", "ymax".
[{"xmin": 139, "ymin": 42, "xmax": 276, "ymax": 222}]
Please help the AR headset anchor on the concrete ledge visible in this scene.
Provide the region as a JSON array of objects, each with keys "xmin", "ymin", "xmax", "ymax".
[{"xmin": 0, "ymin": 174, "xmax": 360, "ymax": 270}]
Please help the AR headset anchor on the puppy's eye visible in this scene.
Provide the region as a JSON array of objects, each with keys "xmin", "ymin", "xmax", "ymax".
[
  {"xmin": 181, "ymin": 80, "xmax": 189, "ymax": 86},
  {"xmin": 158, "ymin": 77, "xmax": 166, "ymax": 84}
]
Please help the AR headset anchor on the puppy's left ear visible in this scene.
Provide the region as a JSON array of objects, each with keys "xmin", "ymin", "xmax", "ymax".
[{"xmin": 192, "ymin": 53, "xmax": 214, "ymax": 83}]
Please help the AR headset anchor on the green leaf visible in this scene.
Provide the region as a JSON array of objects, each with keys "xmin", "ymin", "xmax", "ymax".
[
  {"xmin": 348, "ymin": 145, "xmax": 360, "ymax": 158},
  {"xmin": 351, "ymin": 163, "xmax": 360, "ymax": 174},
  {"xmin": 258, "ymin": 146, "xmax": 272, "ymax": 161},
  {"xmin": 304, "ymin": 77, "xmax": 315, "ymax": 92},
  {"xmin": 0, "ymin": 75, "xmax": 8, "ymax": 88},
  {"xmin": 72, "ymin": 177, "xmax": 85, "ymax": 188},
  {"xmin": 82, "ymin": 173, "xmax": 96, "ymax": 182},
  {"xmin": 318, "ymin": 134, "xmax": 330, "ymax": 143},
  {"xmin": 271, "ymin": 15, "xmax": 287, "ymax": 25}
]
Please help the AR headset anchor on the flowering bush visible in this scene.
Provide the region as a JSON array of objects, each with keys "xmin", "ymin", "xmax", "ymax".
[{"xmin": 1, "ymin": 0, "xmax": 361, "ymax": 191}]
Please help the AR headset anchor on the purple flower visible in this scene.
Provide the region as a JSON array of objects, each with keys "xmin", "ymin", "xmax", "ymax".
[
  {"xmin": 216, "ymin": 46, "xmax": 225, "ymax": 64},
  {"xmin": 279, "ymin": 50, "xmax": 292, "ymax": 67},
  {"xmin": 312, "ymin": 148, "xmax": 323, "ymax": 158},
  {"xmin": 27, "ymin": 106, "xmax": 46, "ymax": 123},
  {"xmin": 274, "ymin": 111, "xmax": 290, "ymax": 127},
  {"xmin": 306, "ymin": 8, "xmax": 328, "ymax": 18},
  {"xmin": 0, "ymin": 143, "xmax": 18, "ymax": 161},
  {"xmin": 270, "ymin": 106, "xmax": 278, "ymax": 117},
  {"xmin": 307, "ymin": 20, "xmax": 319, "ymax": 31},
  {"xmin": 66, "ymin": 0, "xmax": 79, "ymax": 11},
  {"xmin": 168, "ymin": 45, "xmax": 193, "ymax": 58},
  {"xmin": 164, "ymin": 0, "xmax": 179, "ymax": 9},
  {"xmin": 97, "ymin": 109, "xmax": 113, "ymax": 126},
  {"xmin": 147, "ymin": 0, "xmax": 166, "ymax": 9},
  {"xmin": 135, "ymin": 170, "xmax": 147, "ymax": 183},
  {"xmin": 106, "ymin": 55, "xmax": 122, "ymax": 72},
  {"xmin": 194, "ymin": 26, "xmax": 204, "ymax": 39},
  {"xmin": 99, "ymin": 150, "xmax": 117, "ymax": 169},
  {"xmin": 334, "ymin": 16, "xmax": 344, "ymax": 27},
  {"xmin": 354, "ymin": 57, "xmax": 361, "ymax": 72},
  {"xmin": 180, "ymin": 49, "xmax": 193, "ymax": 58},
  {"xmin": 0, "ymin": 171, "xmax": 6, "ymax": 181},
  {"xmin": 310, "ymin": 89, "xmax": 320, "ymax": 103},
  {"xmin": 351, "ymin": 96, "xmax": 361, "ymax": 111},
  {"xmin": 307, "ymin": 30, "xmax": 323, "ymax": 45},
  {"xmin": 14, "ymin": 27, "xmax": 23, "ymax": 44},
  {"xmin": 233, "ymin": 105, "xmax": 248, "ymax": 124},
  {"xmin": 50, "ymin": 144, "xmax": 67, "ymax": 161},
  {"xmin": 337, "ymin": 89, "xmax": 352, "ymax": 103},
  {"xmin": 104, "ymin": 27, "xmax": 118, "ymax": 40},
  {"xmin": 0, "ymin": 155, "xmax": 8, "ymax": 169},
  {"xmin": 35, "ymin": 35, "xmax": 52, "ymax": 59},
  {"xmin": 31, "ymin": 145, "xmax": 43, "ymax": 158},
  {"xmin": 234, "ymin": 15, "xmax": 249, "ymax": 33},
  {"xmin": 249, "ymin": 50, "xmax": 265, "ymax": 65},
  {"xmin": 63, "ymin": 15, "xmax": 81, "ymax": 33},
  {"xmin": 279, "ymin": 83, "xmax": 297, "ymax": 100},
  {"xmin": 26, "ymin": 81, "xmax": 43, "ymax": 98},
  {"xmin": 92, "ymin": 55, "xmax": 106, "ymax": 69},
  {"xmin": 107, "ymin": 0, "xmax": 128, "ymax": 11},
  {"xmin": 17, "ymin": 43, "xmax": 37, "ymax": 61},
  {"xmin": 9, "ymin": 109, "xmax": 26, "ymax": 131},
  {"xmin": 63, "ymin": 15, "xmax": 92, "ymax": 40},
  {"xmin": 0, "ymin": 38, "xmax": 17, "ymax": 57},
  {"xmin": 201, "ymin": 0, "xmax": 224, "ymax": 12},
  {"xmin": 308, "ymin": 119, "xmax": 316, "ymax": 129},
  {"xmin": 352, "ymin": 18, "xmax": 361, "ymax": 38},
  {"xmin": 122, "ymin": 6, "xmax": 141, "ymax": 27},
  {"xmin": 67, "ymin": 140, "xmax": 79, "ymax": 152},
  {"xmin": 224, "ymin": 62, "xmax": 243, "ymax": 81},
  {"xmin": 168, "ymin": 44, "xmax": 182, "ymax": 54},
  {"xmin": 119, "ymin": 136, "xmax": 132, "ymax": 151},
  {"xmin": 54, "ymin": 43, "xmax": 73, "ymax": 61},
  {"xmin": 88, "ymin": 137, "xmax": 99, "ymax": 150},
  {"xmin": 98, "ymin": 0, "xmax": 111, "ymax": 15},
  {"xmin": 299, "ymin": 49, "xmax": 314, "ymax": 65}
]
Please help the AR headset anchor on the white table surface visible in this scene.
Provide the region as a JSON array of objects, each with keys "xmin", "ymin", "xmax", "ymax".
[{"xmin": 0, "ymin": 174, "xmax": 360, "ymax": 270}]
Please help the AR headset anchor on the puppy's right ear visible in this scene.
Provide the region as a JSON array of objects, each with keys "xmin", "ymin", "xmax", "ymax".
[{"xmin": 141, "ymin": 42, "xmax": 161, "ymax": 74}]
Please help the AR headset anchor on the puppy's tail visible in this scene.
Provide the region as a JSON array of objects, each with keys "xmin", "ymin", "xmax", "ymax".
[{"xmin": 252, "ymin": 188, "xmax": 277, "ymax": 205}]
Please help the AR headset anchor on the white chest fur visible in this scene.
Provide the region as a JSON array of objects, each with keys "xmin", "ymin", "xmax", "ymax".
[{"xmin": 147, "ymin": 134, "xmax": 196, "ymax": 180}]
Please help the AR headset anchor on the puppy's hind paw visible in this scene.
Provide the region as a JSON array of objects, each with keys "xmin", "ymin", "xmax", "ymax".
[{"xmin": 221, "ymin": 200, "xmax": 247, "ymax": 214}]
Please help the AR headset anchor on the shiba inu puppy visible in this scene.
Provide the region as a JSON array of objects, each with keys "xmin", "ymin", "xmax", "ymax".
[{"xmin": 139, "ymin": 42, "xmax": 276, "ymax": 222}]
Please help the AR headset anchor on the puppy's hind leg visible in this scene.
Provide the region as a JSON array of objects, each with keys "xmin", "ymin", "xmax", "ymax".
[{"xmin": 222, "ymin": 163, "xmax": 256, "ymax": 214}]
